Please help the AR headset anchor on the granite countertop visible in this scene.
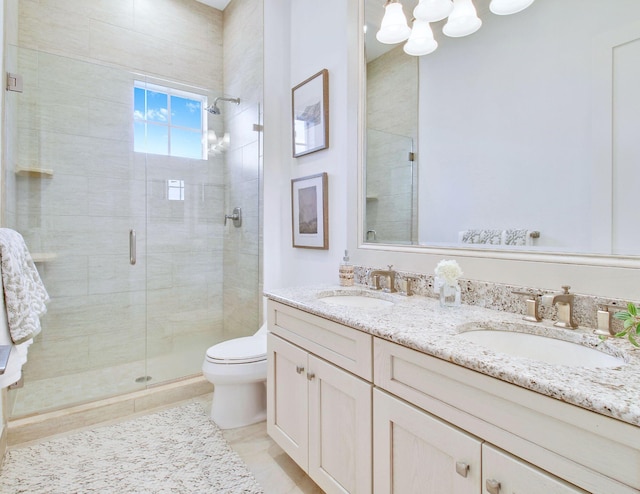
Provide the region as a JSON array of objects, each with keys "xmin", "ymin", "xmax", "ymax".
[{"xmin": 264, "ymin": 284, "xmax": 640, "ymax": 427}]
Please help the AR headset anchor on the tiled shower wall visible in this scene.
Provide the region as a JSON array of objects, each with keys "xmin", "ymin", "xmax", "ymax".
[
  {"xmin": 2, "ymin": 0, "xmax": 262, "ymax": 395},
  {"xmin": 222, "ymin": 0, "xmax": 264, "ymax": 337}
]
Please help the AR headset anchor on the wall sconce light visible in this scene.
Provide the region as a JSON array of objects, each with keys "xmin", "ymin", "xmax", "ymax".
[
  {"xmin": 375, "ymin": 0, "xmax": 535, "ymax": 56},
  {"xmin": 404, "ymin": 18, "xmax": 438, "ymax": 56},
  {"xmin": 442, "ymin": 0, "xmax": 482, "ymax": 37},
  {"xmin": 490, "ymin": 0, "xmax": 535, "ymax": 15},
  {"xmin": 413, "ymin": 0, "xmax": 453, "ymax": 22},
  {"xmin": 376, "ymin": 0, "xmax": 411, "ymax": 44}
]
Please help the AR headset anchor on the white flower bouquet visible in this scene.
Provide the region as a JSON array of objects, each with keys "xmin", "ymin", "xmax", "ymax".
[
  {"xmin": 434, "ymin": 259, "xmax": 463, "ymax": 287},
  {"xmin": 434, "ymin": 259, "xmax": 463, "ymax": 307}
]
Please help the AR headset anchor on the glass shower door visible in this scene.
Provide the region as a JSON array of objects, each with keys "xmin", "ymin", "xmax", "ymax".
[
  {"xmin": 4, "ymin": 46, "xmax": 149, "ymax": 416},
  {"xmin": 4, "ymin": 48, "xmax": 262, "ymax": 418},
  {"xmin": 365, "ymin": 128, "xmax": 416, "ymax": 244}
]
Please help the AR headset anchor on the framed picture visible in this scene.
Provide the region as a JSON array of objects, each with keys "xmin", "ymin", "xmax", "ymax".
[
  {"xmin": 292, "ymin": 69, "xmax": 329, "ymax": 158},
  {"xmin": 291, "ymin": 173, "xmax": 328, "ymax": 249}
]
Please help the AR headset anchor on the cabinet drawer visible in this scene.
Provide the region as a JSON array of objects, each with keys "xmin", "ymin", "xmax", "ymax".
[
  {"xmin": 374, "ymin": 337, "xmax": 640, "ymax": 494},
  {"xmin": 482, "ymin": 444, "xmax": 588, "ymax": 494},
  {"xmin": 268, "ymin": 300, "xmax": 372, "ymax": 380}
]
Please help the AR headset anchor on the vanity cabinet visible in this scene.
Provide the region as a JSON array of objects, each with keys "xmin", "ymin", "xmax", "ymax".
[
  {"xmin": 374, "ymin": 338, "xmax": 639, "ymax": 494},
  {"xmin": 266, "ymin": 299, "xmax": 640, "ymax": 494},
  {"xmin": 267, "ymin": 301, "xmax": 373, "ymax": 494},
  {"xmin": 374, "ymin": 389, "xmax": 587, "ymax": 494}
]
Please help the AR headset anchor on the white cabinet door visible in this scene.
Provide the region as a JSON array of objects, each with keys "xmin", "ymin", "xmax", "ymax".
[
  {"xmin": 268, "ymin": 333, "xmax": 373, "ymax": 494},
  {"xmin": 308, "ymin": 355, "xmax": 372, "ymax": 494},
  {"xmin": 482, "ymin": 444, "xmax": 588, "ymax": 494},
  {"xmin": 373, "ymin": 388, "xmax": 482, "ymax": 494},
  {"xmin": 267, "ymin": 333, "xmax": 309, "ymax": 471}
]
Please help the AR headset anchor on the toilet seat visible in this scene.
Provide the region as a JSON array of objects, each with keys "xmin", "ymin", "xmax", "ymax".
[{"xmin": 206, "ymin": 335, "xmax": 266, "ymax": 364}]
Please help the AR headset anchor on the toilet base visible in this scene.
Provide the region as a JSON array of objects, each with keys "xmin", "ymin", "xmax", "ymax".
[{"xmin": 210, "ymin": 381, "xmax": 266, "ymax": 429}]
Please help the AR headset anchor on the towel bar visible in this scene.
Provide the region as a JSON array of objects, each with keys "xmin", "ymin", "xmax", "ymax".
[{"xmin": 0, "ymin": 345, "xmax": 11, "ymax": 375}]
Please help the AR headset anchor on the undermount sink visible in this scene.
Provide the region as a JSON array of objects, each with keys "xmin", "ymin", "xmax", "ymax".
[
  {"xmin": 318, "ymin": 293, "xmax": 395, "ymax": 309},
  {"xmin": 457, "ymin": 330, "xmax": 625, "ymax": 368}
]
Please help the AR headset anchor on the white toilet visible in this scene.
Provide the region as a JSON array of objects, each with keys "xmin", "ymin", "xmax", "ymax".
[{"xmin": 202, "ymin": 324, "xmax": 268, "ymax": 429}]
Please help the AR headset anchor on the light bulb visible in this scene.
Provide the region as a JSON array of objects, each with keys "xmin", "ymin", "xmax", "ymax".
[
  {"xmin": 376, "ymin": 1, "xmax": 411, "ymax": 44},
  {"xmin": 404, "ymin": 19, "xmax": 438, "ymax": 56},
  {"xmin": 413, "ymin": 0, "xmax": 454, "ymax": 22},
  {"xmin": 490, "ymin": 0, "xmax": 535, "ymax": 15},
  {"xmin": 443, "ymin": 0, "xmax": 482, "ymax": 37}
]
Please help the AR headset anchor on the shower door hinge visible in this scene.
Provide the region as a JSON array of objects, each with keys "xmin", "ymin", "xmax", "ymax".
[
  {"xmin": 408, "ymin": 152, "xmax": 415, "ymax": 162},
  {"xmin": 253, "ymin": 124, "xmax": 263, "ymax": 132},
  {"xmin": 6, "ymin": 72, "xmax": 23, "ymax": 93}
]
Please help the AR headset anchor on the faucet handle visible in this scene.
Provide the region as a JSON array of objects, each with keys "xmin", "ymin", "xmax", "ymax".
[
  {"xmin": 561, "ymin": 285, "xmax": 572, "ymax": 294},
  {"xmin": 387, "ymin": 264, "xmax": 394, "ymax": 271},
  {"xmin": 402, "ymin": 276, "xmax": 418, "ymax": 296},
  {"xmin": 370, "ymin": 274, "xmax": 381, "ymax": 291},
  {"xmin": 511, "ymin": 290, "xmax": 542, "ymax": 322},
  {"xmin": 595, "ymin": 307, "xmax": 615, "ymax": 337}
]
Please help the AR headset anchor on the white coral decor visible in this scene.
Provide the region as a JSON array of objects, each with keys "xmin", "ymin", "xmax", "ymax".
[{"xmin": 434, "ymin": 259, "xmax": 462, "ymax": 286}]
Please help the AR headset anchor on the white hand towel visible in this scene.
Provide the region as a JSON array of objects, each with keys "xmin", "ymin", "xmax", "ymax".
[
  {"xmin": 0, "ymin": 229, "xmax": 50, "ymax": 344},
  {"xmin": 0, "ymin": 339, "xmax": 32, "ymax": 388}
]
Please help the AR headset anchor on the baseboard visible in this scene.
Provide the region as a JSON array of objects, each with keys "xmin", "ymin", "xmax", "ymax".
[{"xmin": 7, "ymin": 375, "xmax": 212, "ymax": 447}]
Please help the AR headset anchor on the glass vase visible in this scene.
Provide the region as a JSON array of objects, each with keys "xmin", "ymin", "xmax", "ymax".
[{"xmin": 439, "ymin": 281, "xmax": 461, "ymax": 308}]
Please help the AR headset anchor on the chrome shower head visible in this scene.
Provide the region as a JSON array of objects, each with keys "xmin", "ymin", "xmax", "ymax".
[
  {"xmin": 206, "ymin": 103, "xmax": 221, "ymax": 115},
  {"xmin": 205, "ymin": 96, "xmax": 240, "ymax": 115}
]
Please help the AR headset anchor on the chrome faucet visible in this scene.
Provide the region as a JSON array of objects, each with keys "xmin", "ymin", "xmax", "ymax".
[
  {"xmin": 369, "ymin": 265, "xmax": 396, "ymax": 293},
  {"xmin": 541, "ymin": 285, "xmax": 577, "ymax": 329}
]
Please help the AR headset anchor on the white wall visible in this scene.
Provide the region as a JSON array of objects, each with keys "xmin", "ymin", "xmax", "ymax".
[
  {"xmin": 264, "ymin": 0, "xmax": 356, "ymax": 290},
  {"xmin": 417, "ymin": 0, "xmax": 640, "ymax": 254}
]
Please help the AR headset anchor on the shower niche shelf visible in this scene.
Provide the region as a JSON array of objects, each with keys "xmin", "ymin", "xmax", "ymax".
[
  {"xmin": 31, "ymin": 253, "xmax": 57, "ymax": 263},
  {"xmin": 15, "ymin": 166, "xmax": 53, "ymax": 177}
]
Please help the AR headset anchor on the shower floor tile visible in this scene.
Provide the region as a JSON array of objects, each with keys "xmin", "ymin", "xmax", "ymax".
[{"xmin": 10, "ymin": 332, "xmax": 213, "ymax": 418}]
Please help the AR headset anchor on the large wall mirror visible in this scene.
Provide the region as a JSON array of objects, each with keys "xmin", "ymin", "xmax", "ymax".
[{"xmin": 363, "ymin": 0, "xmax": 640, "ymax": 258}]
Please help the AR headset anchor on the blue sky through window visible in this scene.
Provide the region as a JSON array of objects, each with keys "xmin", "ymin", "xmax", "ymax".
[{"xmin": 133, "ymin": 82, "xmax": 206, "ymax": 159}]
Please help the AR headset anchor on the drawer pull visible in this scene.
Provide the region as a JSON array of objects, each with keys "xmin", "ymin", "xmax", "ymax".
[
  {"xmin": 307, "ymin": 372, "xmax": 316, "ymax": 381},
  {"xmin": 296, "ymin": 366, "xmax": 305, "ymax": 374},
  {"xmin": 455, "ymin": 461, "xmax": 469, "ymax": 478},
  {"xmin": 486, "ymin": 479, "xmax": 501, "ymax": 494}
]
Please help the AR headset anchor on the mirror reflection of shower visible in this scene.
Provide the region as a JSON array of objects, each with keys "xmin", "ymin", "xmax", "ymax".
[{"xmin": 206, "ymin": 96, "xmax": 240, "ymax": 155}]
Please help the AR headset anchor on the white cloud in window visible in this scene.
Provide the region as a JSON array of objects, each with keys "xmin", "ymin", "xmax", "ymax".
[
  {"xmin": 133, "ymin": 108, "xmax": 169, "ymax": 122},
  {"xmin": 149, "ymin": 108, "xmax": 169, "ymax": 121},
  {"xmin": 186, "ymin": 101, "xmax": 201, "ymax": 113}
]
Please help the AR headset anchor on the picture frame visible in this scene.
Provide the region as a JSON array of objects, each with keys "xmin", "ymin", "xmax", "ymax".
[
  {"xmin": 291, "ymin": 173, "xmax": 329, "ymax": 249},
  {"xmin": 292, "ymin": 69, "xmax": 329, "ymax": 158}
]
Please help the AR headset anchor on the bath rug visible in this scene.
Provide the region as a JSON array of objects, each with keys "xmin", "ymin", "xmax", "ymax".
[{"xmin": 0, "ymin": 402, "xmax": 263, "ymax": 494}]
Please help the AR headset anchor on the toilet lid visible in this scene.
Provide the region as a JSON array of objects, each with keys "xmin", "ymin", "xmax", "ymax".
[{"xmin": 206, "ymin": 335, "xmax": 267, "ymax": 364}]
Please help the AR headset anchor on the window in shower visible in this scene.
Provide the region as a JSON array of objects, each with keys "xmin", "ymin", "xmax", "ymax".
[
  {"xmin": 133, "ymin": 81, "xmax": 207, "ymax": 159},
  {"xmin": 167, "ymin": 179, "xmax": 185, "ymax": 201}
]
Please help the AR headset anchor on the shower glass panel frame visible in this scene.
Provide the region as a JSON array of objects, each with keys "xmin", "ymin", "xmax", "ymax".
[{"xmin": 3, "ymin": 46, "xmax": 262, "ymax": 419}]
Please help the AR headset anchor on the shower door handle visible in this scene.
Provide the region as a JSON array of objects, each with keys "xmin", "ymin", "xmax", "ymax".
[{"xmin": 129, "ymin": 229, "xmax": 136, "ymax": 265}]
